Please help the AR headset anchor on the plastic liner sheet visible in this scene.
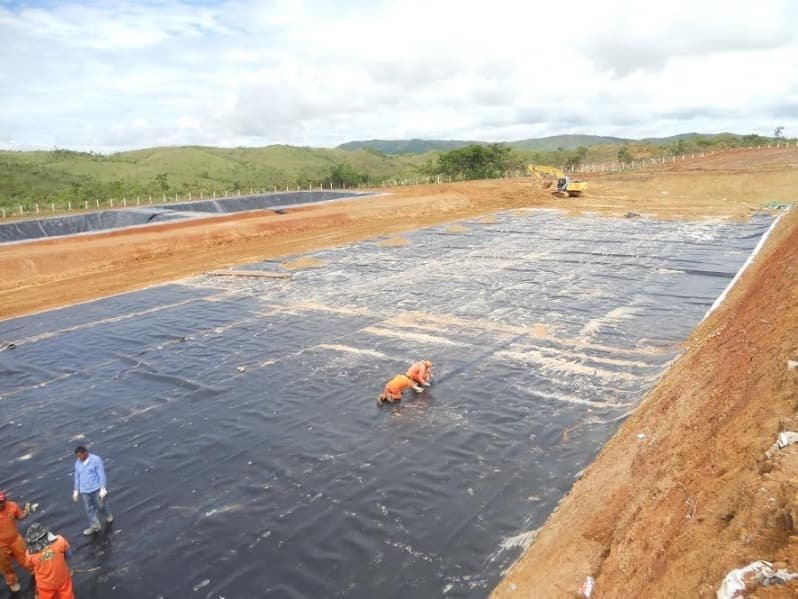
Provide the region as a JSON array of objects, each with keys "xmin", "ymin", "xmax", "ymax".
[
  {"xmin": 0, "ymin": 210, "xmax": 773, "ymax": 598},
  {"xmin": 0, "ymin": 191, "xmax": 371, "ymax": 244}
]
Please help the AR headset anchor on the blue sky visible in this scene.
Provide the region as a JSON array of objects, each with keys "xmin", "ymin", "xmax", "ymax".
[{"xmin": 1, "ymin": 0, "xmax": 796, "ymax": 152}]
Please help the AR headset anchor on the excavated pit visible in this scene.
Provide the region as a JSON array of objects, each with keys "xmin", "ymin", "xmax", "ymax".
[
  {"xmin": 0, "ymin": 209, "xmax": 772, "ymax": 598},
  {"xmin": 0, "ymin": 191, "xmax": 371, "ymax": 243}
]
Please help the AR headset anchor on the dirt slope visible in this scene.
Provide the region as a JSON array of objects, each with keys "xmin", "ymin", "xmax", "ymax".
[{"xmin": 0, "ymin": 146, "xmax": 797, "ymax": 597}]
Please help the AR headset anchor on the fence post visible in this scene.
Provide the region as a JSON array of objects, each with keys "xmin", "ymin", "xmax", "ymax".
[
  {"xmin": 36, "ymin": 204, "xmax": 39, "ymax": 213},
  {"xmin": 19, "ymin": 205, "xmax": 23, "ymax": 215},
  {"xmin": 110, "ymin": 199, "xmax": 113, "ymax": 207},
  {"xmin": 123, "ymin": 197, "xmax": 126, "ymax": 207},
  {"xmin": 2, "ymin": 208, "xmax": 5, "ymax": 218},
  {"xmin": 85, "ymin": 201, "xmax": 89, "ymax": 210},
  {"xmin": 68, "ymin": 201, "xmax": 72, "ymax": 211},
  {"xmin": 51, "ymin": 203, "xmax": 55, "ymax": 213}
]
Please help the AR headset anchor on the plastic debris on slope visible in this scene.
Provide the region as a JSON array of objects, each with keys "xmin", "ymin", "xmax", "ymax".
[
  {"xmin": 578, "ymin": 575, "xmax": 595, "ymax": 597},
  {"xmin": 717, "ymin": 560, "xmax": 798, "ymax": 599},
  {"xmin": 765, "ymin": 431, "xmax": 798, "ymax": 458}
]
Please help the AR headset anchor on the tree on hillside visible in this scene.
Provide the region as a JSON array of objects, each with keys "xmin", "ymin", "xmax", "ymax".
[
  {"xmin": 563, "ymin": 146, "xmax": 588, "ymax": 169},
  {"xmin": 617, "ymin": 146, "xmax": 633, "ymax": 163},
  {"xmin": 155, "ymin": 173, "xmax": 169, "ymax": 191},
  {"xmin": 436, "ymin": 144, "xmax": 512, "ymax": 180},
  {"xmin": 329, "ymin": 163, "xmax": 363, "ymax": 187},
  {"xmin": 774, "ymin": 125, "xmax": 784, "ymax": 139},
  {"xmin": 743, "ymin": 134, "xmax": 768, "ymax": 145}
]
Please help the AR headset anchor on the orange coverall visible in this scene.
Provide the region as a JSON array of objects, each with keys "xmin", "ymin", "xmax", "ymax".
[
  {"xmin": 25, "ymin": 536, "xmax": 74, "ymax": 599},
  {"xmin": 0, "ymin": 501, "xmax": 31, "ymax": 590},
  {"xmin": 406, "ymin": 360, "xmax": 432, "ymax": 385},
  {"xmin": 380, "ymin": 374, "xmax": 418, "ymax": 401}
]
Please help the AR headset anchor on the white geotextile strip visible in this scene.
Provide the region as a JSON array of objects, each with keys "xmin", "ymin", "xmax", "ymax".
[{"xmin": 702, "ymin": 210, "xmax": 788, "ymax": 322}]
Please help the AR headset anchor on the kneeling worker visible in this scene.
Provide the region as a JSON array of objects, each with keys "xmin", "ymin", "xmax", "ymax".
[
  {"xmin": 378, "ymin": 374, "xmax": 423, "ymax": 404},
  {"xmin": 406, "ymin": 360, "xmax": 433, "ymax": 387}
]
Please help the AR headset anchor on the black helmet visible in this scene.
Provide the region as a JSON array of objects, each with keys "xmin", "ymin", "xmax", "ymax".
[{"xmin": 25, "ymin": 522, "xmax": 51, "ymax": 553}]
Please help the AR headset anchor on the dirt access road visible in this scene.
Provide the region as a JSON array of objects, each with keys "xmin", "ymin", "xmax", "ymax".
[{"xmin": 1, "ymin": 147, "xmax": 798, "ymax": 597}]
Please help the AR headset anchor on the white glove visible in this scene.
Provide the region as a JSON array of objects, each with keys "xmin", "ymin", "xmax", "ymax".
[
  {"xmin": 99, "ymin": 488, "xmax": 108, "ymax": 500},
  {"xmin": 72, "ymin": 490, "xmax": 79, "ymax": 502},
  {"xmin": 413, "ymin": 385, "xmax": 423, "ymax": 393}
]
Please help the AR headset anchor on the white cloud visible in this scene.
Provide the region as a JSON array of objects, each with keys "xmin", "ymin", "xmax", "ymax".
[{"xmin": 0, "ymin": 0, "xmax": 796, "ymax": 152}]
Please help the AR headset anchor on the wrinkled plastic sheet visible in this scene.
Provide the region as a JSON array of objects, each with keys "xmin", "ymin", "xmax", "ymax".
[
  {"xmin": 0, "ymin": 191, "xmax": 371, "ymax": 243},
  {"xmin": 0, "ymin": 210, "xmax": 772, "ymax": 598}
]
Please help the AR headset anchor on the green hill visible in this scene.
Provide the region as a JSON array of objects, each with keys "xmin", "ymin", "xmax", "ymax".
[{"xmin": 0, "ymin": 145, "xmax": 433, "ymax": 209}]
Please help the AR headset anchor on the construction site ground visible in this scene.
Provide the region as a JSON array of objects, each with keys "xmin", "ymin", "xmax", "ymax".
[{"xmin": 1, "ymin": 147, "xmax": 797, "ymax": 597}]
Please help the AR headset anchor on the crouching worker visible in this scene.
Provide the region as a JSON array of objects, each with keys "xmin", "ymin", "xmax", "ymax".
[
  {"xmin": 378, "ymin": 374, "xmax": 423, "ymax": 404},
  {"xmin": 24, "ymin": 523, "xmax": 74, "ymax": 599},
  {"xmin": 406, "ymin": 360, "xmax": 433, "ymax": 387}
]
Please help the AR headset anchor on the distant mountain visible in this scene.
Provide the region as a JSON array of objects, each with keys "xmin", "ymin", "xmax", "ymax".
[
  {"xmin": 338, "ymin": 133, "xmax": 754, "ymax": 155},
  {"xmin": 336, "ymin": 139, "xmax": 480, "ymax": 154},
  {"xmin": 639, "ymin": 132, "xmax": 744, "ymax": 143},
  {"xmin": 507, "ymin": 134, "xmax": 631, "ymax": 151},
  {"xmin": 338, "ymin": 135, "xmax": 632, "ymax": 155}
]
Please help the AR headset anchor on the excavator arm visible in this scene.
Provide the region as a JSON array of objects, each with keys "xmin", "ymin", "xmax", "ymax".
[{"xmin": 527, "ymin": 164, "xmax": 587, "ymax": 198}]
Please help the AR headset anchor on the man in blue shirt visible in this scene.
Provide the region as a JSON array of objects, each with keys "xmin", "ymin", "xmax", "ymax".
[{"xmin": 72, "ymin": 446, "xmax": 113, "ymax": 535}]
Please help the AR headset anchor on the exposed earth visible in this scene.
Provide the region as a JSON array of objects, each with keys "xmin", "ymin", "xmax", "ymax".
[{"xmin": 1, "ymin": 146, "xmax": 797, "ymax": 597}]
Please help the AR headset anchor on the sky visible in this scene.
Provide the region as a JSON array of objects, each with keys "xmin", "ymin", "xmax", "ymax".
[{"xmin": 1, "ymin": 0, "xmax": 797, "ymax": 153}]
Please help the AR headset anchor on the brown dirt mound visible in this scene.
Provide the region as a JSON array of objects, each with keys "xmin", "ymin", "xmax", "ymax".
[
  {"xmin": 281, "ymin": 256, "xmax": 328, "ymax": 270},
  {"xmin": 378, "ymin": 237, "xmax": 410, "ymax": 247}
]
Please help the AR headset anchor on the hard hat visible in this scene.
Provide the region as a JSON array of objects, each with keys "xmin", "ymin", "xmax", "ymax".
[
  {"xmin": 423, "ymin": 360, "xmax": 432, "ymax": 367},
  {"xmin": 25, "ymin": 522, "xmax": 51, "ymax": 553}
]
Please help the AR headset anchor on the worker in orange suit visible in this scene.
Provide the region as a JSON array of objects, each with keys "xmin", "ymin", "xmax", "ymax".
[
  {"xmin": 24, "ymin": 522, "xmax": 74, "ymax": 599},
  {"xmin": 378, "ymin": 374, "xmax": 423, "ymax": 404},
  {"xmin": 0, "ymin": 490, "xmax": 31, "ymax": 594},
  {"xmin": 406, "ymin": 360, "xmax": 433, "ymax": 387}
]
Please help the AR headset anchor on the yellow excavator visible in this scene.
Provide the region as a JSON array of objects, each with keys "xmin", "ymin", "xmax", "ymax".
[{"xmin": 527, "ymin": 165, "xmax": 587, "ymax": 198}]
